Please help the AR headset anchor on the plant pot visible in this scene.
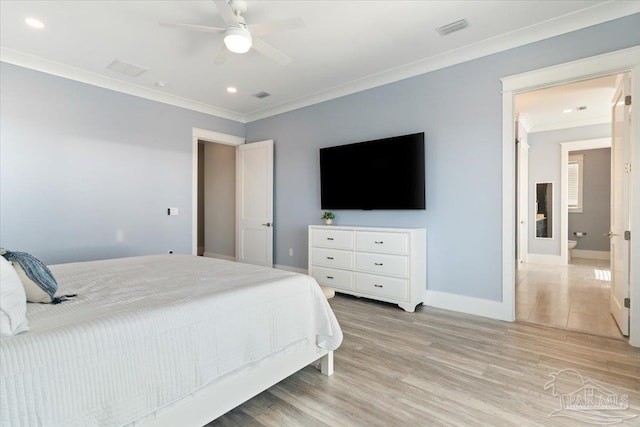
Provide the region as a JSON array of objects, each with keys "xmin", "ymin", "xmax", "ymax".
[{"xmin": 324, "ymin": 219, "xmax": 333, "ymax": 225}]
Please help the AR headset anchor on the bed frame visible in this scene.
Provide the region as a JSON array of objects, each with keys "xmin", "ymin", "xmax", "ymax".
[{"xmin": 140, "ymin": 345, "xmax": 333, "ymax": 426}]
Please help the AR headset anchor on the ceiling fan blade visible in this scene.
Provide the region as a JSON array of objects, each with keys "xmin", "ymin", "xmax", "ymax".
[
  {"xmin": 213, "ymin": 0, "xmax": 238, "ymax": 27},
  {"xmin": 249, "ymin": 17, "xmax": 306, "ymax": 37},
  {"xmin": 252, "ymin": 37, "xmax": 291, "ymax": 66},
  {"xmin": 213, "ymin": 45, "xmax": 231, "ymax": 65},
  {"xmin": 159, "ymin": 22, "xmax": 226, "ymax": 34}
]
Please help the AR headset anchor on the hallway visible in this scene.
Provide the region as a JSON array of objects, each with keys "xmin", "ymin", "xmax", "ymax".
[{"xmin": 516, "ymin": 258, "xmax": 623, "ymax": 339}]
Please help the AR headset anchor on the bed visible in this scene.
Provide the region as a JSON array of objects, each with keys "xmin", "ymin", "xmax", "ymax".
[{"xmin": 0, "ymin": 254, "xmax": 343, "ymax": 426}]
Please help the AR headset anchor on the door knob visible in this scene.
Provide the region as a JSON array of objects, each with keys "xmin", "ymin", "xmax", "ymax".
[
  {"xmin": 262, "ymin": 222, "xmax": 273, "ymax": 227},
  {"xmin": 604, "ymin": 231, "xmax": 618, "ymax": 238}
]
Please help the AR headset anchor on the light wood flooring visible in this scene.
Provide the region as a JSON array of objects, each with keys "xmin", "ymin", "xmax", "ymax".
[
  {"xmin": 516, "ymin": 258, "xmax": 623, "ymax": 339},
  {"xmin": 209, "ymin": 294, "xmax": 640, "ymax": 426}
]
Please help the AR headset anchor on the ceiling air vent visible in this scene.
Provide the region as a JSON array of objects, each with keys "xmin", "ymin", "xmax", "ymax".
[
  {"xmin": 436, "ymin": 19, "xmax": 469, "ymax": 36},
  {"xmin": 253, "ymin": 91, "xmax": 271, "ymax": 99},
  {"xmin": 577, "ymin": 106, "xmax": 587, "ymax": 111},
  {"xmin": 106, "ymin": 59, "xmax": 147, "ymax": 77}
]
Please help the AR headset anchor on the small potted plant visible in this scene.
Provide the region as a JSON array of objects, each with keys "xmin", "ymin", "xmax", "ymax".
[{"xmin": 321, "ymin": 211, "xmax": 335, "ymax": 225}]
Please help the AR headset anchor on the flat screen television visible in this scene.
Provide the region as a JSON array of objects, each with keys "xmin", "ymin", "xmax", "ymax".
[{"xmin": 320, "ymin": 132, "xmax": 425, "ymax": 210}]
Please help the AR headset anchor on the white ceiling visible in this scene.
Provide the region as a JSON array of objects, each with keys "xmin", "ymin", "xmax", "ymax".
[
  {"xmin": 1, "ymin": 1, "xmax": 638, "ymax": 123},
  {"xmin": 515, "ymin": 74, "xmax": 620, "ymax": 133}
]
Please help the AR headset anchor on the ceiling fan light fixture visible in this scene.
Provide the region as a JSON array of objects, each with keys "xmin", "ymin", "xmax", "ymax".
[{"xmin": 224, "ymin": 28, "xmax": 252, "ymax": 54}]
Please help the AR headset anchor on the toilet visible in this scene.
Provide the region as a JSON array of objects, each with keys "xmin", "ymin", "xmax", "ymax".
[{"xmin": 568, "ymin": 240, "xmax": 577, "ymax": 262}]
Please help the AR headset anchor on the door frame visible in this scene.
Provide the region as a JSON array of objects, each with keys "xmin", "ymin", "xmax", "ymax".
[
  {"xmin": 500, "ymin": 45, "xmax": 640, "ymax": 347},
  {"xmin": 191, "ymin": 127, "xmax": 245, "ymax": 256},
  {"xmin": 516, "ymin": 136, "xmax": 529, "ymax": 267}
]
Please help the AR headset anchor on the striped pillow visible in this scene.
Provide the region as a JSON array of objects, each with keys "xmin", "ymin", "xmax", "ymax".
[{"xmin": 1, "ymin": 249, "xmax": 59, "ymax": 303}]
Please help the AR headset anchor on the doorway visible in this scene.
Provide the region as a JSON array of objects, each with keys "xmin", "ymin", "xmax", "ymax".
[
  {"xmin": 513, "ymin": 75, "xmax": 623, "ymax": 339},
  {"xmin": 501, "ymin": 46, "xmax": 639, "ymax": 347},
  {"xmin": 197, "ymin": 140, "xmax": 237, "ymax": 260},
  {"xmin": 191, "ymin": 128, "xmax": 275, "ymax": 267}
]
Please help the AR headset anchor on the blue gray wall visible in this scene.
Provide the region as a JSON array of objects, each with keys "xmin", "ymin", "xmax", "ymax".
[
  {"xmin": 528, "ymin": 124, "xmax": 610, "ymax": 256},
  {"xmin": 569, "ymin": 148, "xmax": 611, "ymax": 252},
  {"xmin": 0, "ymin": 63, "xmax": 244, "ymax": 264},
  {"xmin": 1, "ymin": 14, "xmax": 638, "ymax": 301},
  {"xmin": 247, "ymin": 14, "xmax": 640, "ymax": 301}
]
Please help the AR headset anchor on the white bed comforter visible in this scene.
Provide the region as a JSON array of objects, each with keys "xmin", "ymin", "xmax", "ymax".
[{"xmin": 0, "ymin": 255, "xmax": 342, "ymax": 427}]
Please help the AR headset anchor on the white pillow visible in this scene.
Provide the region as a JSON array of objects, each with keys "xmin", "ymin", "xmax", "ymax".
[{"xmin": 0, "ymin": 256, "xmax": 29, "ymax": 336}]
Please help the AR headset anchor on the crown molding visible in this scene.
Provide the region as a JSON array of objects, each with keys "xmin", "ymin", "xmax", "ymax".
[
  {"xmin": 246, "ymin": 1, "xmax": 640, "ymax": 122},
  {"xmin": 0, "ymin": 47, "xmax": 246, "ymax": 123},
  {"xmin": 2, "ymin": 1, "xmax": 638, "ymax": 124}
]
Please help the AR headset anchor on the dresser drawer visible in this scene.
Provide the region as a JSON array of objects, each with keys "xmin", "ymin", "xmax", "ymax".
[
  {"xmin": 355, "ymin": 273, "xmax": 408, "ymax": 300},
  {"xmin": 355, "ymin": 252, "xmax": 408, "ymax": 277},
  {"xmin": 355, "ymin": 231, "xmax": 408, "ymax": 254},
  {"xmin": 311, "ymin": 228, "xmax": 354, "ymax": 250},
  {"xmin": 311, "ymin": 266, "xmax": 354, "ymax": 291},
  {"xmin": 311, "ymin": 248, "xmax": 353, "ymax": 269}
]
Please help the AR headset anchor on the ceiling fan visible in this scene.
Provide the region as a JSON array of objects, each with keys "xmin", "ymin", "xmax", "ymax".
[{"xmin": 160, "ymin": 0, "xmax": 304, "ymax": 65}]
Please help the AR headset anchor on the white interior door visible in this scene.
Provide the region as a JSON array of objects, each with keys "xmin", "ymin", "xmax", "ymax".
[
  {"xmin": 236, "ymin": 140, "xmax": 274, "ymax": 267},
  {"xmin": 610, "ymin": 74, "xmax": 631, "ymax": 336},
  {"xmin": 517, "ymin": 139, "xmax": 530, "ymax": 266}
]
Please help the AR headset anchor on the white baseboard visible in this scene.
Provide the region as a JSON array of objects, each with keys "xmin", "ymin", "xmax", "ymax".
[
  {"xmin": 274, "ymin": 264, "xmax": 308, "ymax": 274},
  {"xmin": 572, "ymin": 249, "xmax": 610, "ymax": 260},
  {"xmin": 526, "ymin": 254, "xmax": 566, "ymax": 265},
  {"xmin": 203, "ymin": 252, "xmax": 236, "ymax": 262},
  {"xmin": 424, "ymin": 290, "xmax": 512, "ymax": 322}
]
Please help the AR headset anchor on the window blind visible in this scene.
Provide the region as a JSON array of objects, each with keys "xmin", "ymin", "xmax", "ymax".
[{"xmin": 568, "ymin": 162, "xmax": 579, "ymax": 207}]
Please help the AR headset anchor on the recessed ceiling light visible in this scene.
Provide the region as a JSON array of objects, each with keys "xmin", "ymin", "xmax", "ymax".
[
  {"xmin": 562, "ymin": 109, "xmax": 572, "ymax": 113},
  {"xmin": 25, "ymin": 17, "xmax": 44, "ymax": 29},
  {"xmin": 155, "ymin": 81, "xmax": 167, "ymax": 88},
  {"xmin": 227, "ymin": 87, "xmax": 238, "ymax": 94}
]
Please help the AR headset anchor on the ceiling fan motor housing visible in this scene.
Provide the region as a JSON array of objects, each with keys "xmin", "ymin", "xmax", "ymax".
[{"xmin": 229, "ymin": 0, "xmax": 248, "ymax": 15}]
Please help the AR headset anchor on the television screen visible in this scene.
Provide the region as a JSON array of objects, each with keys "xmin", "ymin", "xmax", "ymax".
[{"xmin": 320, "ymin": 132, "xmax": 425, "ymax": 210}]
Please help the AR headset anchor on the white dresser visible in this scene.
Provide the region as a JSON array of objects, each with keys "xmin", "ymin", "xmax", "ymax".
[{"xmin": 308, "ymin": 225, "xmax": 426, "ymax": 312}]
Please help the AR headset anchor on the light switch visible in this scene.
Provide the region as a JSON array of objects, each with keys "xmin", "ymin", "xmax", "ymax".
[{"xmin": 168, "ymin": 207, "xmax": 179, "ymax": 216}]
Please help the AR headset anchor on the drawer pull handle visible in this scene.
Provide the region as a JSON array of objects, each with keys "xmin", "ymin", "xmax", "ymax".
[
  {"xmin": 374, "ymin": 284, "xmax": 383, "ymax": 288},
  {"xmin": 374, "ymin": 241, "xmax": 384, "ymax": 244},
  {"xmin": 374, "ymin": 262, "xmax": 384, "ymax": 266},
  {"xmin": 327, "ymin": 256, "xmax": 334, "ymax": 260},
  {"xmin": 327, "ymin": 237, "xmax": 334, "ymax": 241},
  {"xmin": 326, "ymin": 276, "xmax": 334, "ymax": 279}
]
